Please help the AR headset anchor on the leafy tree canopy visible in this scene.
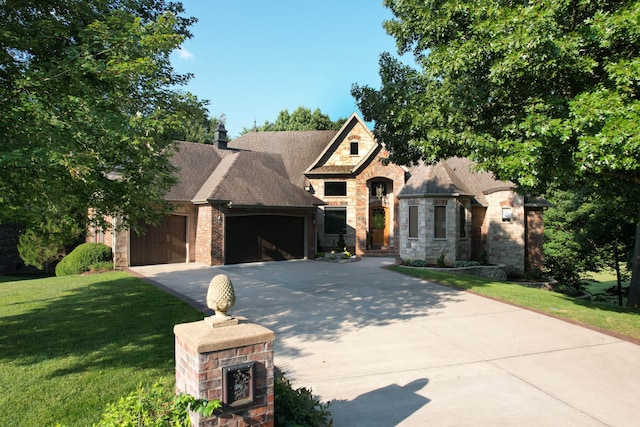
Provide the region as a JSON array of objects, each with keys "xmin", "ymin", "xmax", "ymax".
[
  {"xmin": 0, "ymin": 0, "xmax": 200, "ymax": 234},
  {"xmin": 170, "ymin": 95, "xmax": 224, "ymax": 144},
  {"xmin": 245, "ymin": 106, "xmax": 345, "ymax": 133},
  {"xmin": 353, "ymin": 0, "xmax": 640, "ymax": 197}
]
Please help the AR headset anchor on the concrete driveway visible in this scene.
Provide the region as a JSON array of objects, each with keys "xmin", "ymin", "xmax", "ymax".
[{"xmin": 129, "ymin": 258, "xmax": 640, "ymax": 426}]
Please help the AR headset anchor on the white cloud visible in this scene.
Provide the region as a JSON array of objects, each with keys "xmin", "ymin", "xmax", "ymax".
[{"xmin": 177, "ymin": 47, "xmax": 194, "ymax": 61}]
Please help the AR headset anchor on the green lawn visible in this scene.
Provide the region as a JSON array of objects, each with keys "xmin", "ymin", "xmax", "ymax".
[
  {"xmin": 0, "ymin": 272, "xmax": 203, "ymax": 427},
  {"xmin": 583, "ymin": 269, "xmax": 629, "ymax": 306},
  {"xmin": 389, "ymin": 266, "xmax": 640, "ymax": 341}
]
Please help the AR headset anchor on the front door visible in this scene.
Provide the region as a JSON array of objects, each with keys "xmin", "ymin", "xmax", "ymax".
[{"xmin": 370, "ymin": 207, "xmax": 388, "ymax": 248}]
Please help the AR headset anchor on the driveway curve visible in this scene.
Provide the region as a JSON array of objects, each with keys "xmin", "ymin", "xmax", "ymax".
[{"xmin": 129, "ymin": 257, "xmax": 640, "ymax": 426}]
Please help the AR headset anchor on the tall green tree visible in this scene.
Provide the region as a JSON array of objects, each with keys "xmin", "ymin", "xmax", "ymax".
[
  {"xmin": 544, "ymin": 188, "xmax": 634, "ymax": 303},
  {"xmin": 170, "ymin": 95, "xmax": 223, "ymax": 144},
  {"xmin": 246, "ymin": 106, "xmax": 345, "ymax": 133},
  {"xmin": 1, "ymin": 0, "xmax": 200, "ymax": 258},
  {"xmin": 352, "ymin": 0, "xmax": 640, "ymax": 307}
]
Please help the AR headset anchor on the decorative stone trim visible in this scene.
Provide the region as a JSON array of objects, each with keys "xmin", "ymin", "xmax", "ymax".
[{"xmin": 407, "ymin": 264, "xmax": 508, "ymax": 280}]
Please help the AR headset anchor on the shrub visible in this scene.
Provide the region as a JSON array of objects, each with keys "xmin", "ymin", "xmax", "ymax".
[
  {"xmin": 453, "ymin": 260, "xmax": 480, "ymax": 268},
  {"xmin": 436, "ymin": 253, "xmax": 446, "ymax": 268},
  {"xmin": 275, "ymin": 374, "xmax": 332, "ymax": 427},
  {"xmin": 55, "ymin": 243, "xmax": 113, "ymax": 276},
  {"xmin": 410, "ymin": 259, "xmax": 427, "ymax": 267},
  {"xmin": 94, "ymin": 383, "xmax": 220, "ymax": 427},
  {"xmin": 544, "ymin": 254, "xmax": 584, "ymax": 294},
  {"xmin": 18, "ymin": 228, "xmax": 65, "ymax": 271},
  {"xmin": 18, "ymin": 218, "xmax": 84, "ymax": 271}
]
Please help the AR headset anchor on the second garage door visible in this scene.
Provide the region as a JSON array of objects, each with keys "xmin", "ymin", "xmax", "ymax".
[{"xmin": 226, "ymin": 215, "xmax": 304, "ymax": 264}]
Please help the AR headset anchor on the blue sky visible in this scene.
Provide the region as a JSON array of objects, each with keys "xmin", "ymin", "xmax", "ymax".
[{"xmin": 170, "ymin": 1, "xmax": 406, "ymax": 137}]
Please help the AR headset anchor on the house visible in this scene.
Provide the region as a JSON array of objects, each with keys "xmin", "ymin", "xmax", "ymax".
[{"xmin": 89, "ymin": 113, "xmax": 544, "ymax": 275}]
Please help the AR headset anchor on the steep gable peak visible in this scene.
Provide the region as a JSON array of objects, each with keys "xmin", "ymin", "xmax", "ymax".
[{"xmin": 305, "ymin": 112, "xmax": 380, "ymax": 175}]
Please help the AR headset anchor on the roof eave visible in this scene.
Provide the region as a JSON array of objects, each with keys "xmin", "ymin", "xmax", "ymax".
[{"xmin": 397, "ymin": 192, "xmax": 471, "ymax": 199}]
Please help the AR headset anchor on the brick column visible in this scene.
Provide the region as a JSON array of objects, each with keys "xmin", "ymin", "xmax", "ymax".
[{"xmin": 174, "ymin": 320, "xmax": 275, "ymax": 427}]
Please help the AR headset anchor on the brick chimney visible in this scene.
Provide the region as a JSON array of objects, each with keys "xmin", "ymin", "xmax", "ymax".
[{"xmin": 214, "ymin": 123, "xmax": 228, "ymax": 149}]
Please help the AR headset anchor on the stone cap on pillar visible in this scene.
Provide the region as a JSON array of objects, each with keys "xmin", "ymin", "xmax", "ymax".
[{"xmin": 174, "ymin": 320, "xmax": 275, "ymax": 354}]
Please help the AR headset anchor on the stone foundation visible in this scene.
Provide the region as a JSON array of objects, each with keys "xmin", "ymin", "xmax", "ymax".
[{"xmin": 411, "ymin": 264, "xmax": 508, "ymax": 280}]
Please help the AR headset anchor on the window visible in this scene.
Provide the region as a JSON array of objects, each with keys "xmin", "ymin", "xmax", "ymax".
[
  {"xmin": 324, "ymin": 207, "xmax": 347, "ymax": 234},
  {"xmin": 434, "ymin": 205, "xmax": 446, "ymax": 238},
  {"xmin": 502, "ymin": 207, "xmax": 512, "ymax": 222},
  {"xmin": 409, "ymin": 205, "xmax": 418, "ymax": 238},
  {"xmin": 459, "ymin": 206, "xmax": 466, "ymax": 238},
  {"xmin": 350, "ymin": 141, "xmax": 359, "ymax": 155},
  {"xmin": 324, "ymin": 181, "xmax": 347, "ymax": 196}
]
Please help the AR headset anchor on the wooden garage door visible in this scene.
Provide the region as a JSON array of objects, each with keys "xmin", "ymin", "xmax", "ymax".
[
  {"xmin": 130, "ymin": 215, "xmax": 187, "ymax": 266},
  {"xmin": 226, "ymin": 215, "xmax": 304, "ymax": 264}
]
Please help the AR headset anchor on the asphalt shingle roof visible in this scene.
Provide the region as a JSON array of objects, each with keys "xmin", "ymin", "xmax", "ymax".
[
  {"xmin": 229, "ymin": 130, "xmax": 337, "ymax": 187},
  {"xmin": 166, "ymin": 139, "xmax": 324, "ymax": 208},
  {"xmin": 399, "ymin": 157, "xmax": 515, "ymax": 206}
]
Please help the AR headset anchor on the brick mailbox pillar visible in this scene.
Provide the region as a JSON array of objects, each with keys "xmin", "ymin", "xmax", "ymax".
[{"xmin": 174, "ymin": 274, "xmax": 275, "ymax": 426}]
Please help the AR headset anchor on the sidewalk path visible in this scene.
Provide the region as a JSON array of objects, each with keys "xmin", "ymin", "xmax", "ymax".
[{"xmin": 130, "ymin": 258, "xmax": 640, "ymax": 426}]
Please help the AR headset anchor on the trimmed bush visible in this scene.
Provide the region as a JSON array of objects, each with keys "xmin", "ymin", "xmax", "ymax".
[
  {"xmin": 55, "ymin": 243, "xmax": 113, "ymax": 276},
  {"xmin": 410, "ymin": 259, "xmax": 427, "ymax": 267},
  {"xmin": 453, "ymin": 260, "xmax": 480, "ymax": 268},
  {"xmin": 275, "ymin": 374, "xmax": 332, "ymax": 427}
]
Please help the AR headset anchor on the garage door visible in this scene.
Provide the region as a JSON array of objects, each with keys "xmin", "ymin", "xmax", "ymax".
[
  {"xmin": 130, "ymin": 215, "xmax": 187, "ymax": 266},
  {"xmin": 226, "ymin": 215, "xmax": 304, "ymax": 264}
]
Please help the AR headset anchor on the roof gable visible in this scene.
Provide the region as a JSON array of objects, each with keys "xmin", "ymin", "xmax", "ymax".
[{"xmin": 305, "ymin": 113, "xmax": 380, "ymax": 176}]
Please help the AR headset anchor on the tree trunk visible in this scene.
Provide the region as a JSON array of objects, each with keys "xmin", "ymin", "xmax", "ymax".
[
  {"xmin": 626, "ymin": 225, "xmax": 640, "ymax": 308},
  {"xmin": 614, "ymin": 245, "xmax": 622, "ymax": 307}
]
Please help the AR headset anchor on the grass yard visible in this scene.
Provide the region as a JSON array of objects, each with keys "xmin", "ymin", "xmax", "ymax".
[
  {"xmin": 0, "ymin": 272, "xmax": 203, "ymax": 427},
  {"xmin": 390, "ymin": 266, "xmax": 640, "ymax": 341},
  {"xmin": 583, "ymin": 269, "xmax": 629, "ymax": 306}
]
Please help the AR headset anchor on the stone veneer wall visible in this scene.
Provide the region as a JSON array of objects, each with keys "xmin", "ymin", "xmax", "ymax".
[
  {"xmin": 484, "ymin": 191, "xmax": 525, "ymax": 275},
  {"xmin": 399, "ymin": 197, "xmax": 469, "ymax": 266},
  {"xmin": 309, "ymin": 120, "xmax": 405, "ymax": 256}
]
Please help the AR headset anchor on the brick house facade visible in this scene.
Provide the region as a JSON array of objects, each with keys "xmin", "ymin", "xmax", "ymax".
[
  {"xmin": 89, "ymin": 114, "xmax": 545, "ymax": 272},
  {"xmin": 305, "ymin": 114, "xmax": 406, "ymax": 255}
]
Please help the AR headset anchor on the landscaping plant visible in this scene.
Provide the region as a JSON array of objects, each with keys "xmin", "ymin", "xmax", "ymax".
[
  {"xmin": 55, "ymin": 243, "xmax": 113, "ymax": 276},
  {"xmin": 275, "ymin": 373, "xmax": 333, "ymax": 427},
  {"xmin": 94, "ymin": 383, "xmax": 220, "ymax": 427}
]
